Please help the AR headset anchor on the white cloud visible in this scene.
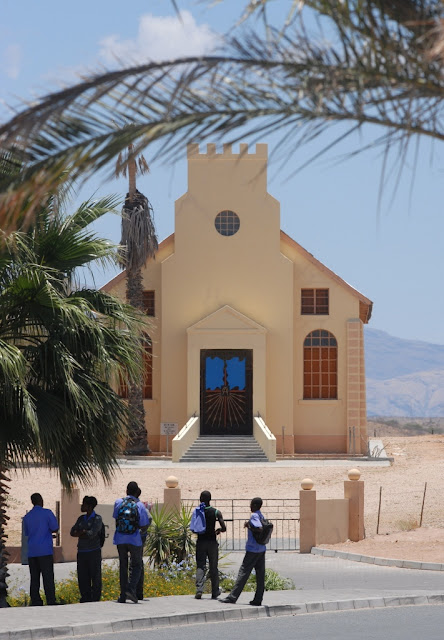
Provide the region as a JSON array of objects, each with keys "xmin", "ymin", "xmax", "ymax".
[
  {"xmin": 3, "ymin": 44, "xmax": 22, "ymax": 79},
  {"xmin": 99, "ymin": 10, "xmax": 220, "ymax": 65}
]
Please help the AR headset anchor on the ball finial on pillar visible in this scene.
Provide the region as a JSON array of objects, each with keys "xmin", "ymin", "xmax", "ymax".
[
  {"xmin": 165, "ymin": 475, "xmax": 178, "ymax": 488},
  {"xmin": 301, "ymin": 478, "xmax": 314, "ymax": 490},
  {"xmin": 348, "ymin": 468, "xmax": 361, "ymax": 481}
]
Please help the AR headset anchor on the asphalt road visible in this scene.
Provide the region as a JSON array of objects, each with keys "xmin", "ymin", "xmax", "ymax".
[{"xmin": 71, "ymin": 604, "xmax": 444, "ymax": 640}]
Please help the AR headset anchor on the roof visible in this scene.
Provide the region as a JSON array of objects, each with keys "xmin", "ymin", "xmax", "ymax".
[{"xmin": 101, "ymin": 230, "xmax": 373, "ymax": 324}]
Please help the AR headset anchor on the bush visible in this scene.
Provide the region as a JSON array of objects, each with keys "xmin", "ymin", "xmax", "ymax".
[
  {"xmin": 220, "ymin": 568, "xmax": 294, "ymax": 593},
  {"xmin": 144, "ymin": 503, "xmax": 195, "ymax": 567}
]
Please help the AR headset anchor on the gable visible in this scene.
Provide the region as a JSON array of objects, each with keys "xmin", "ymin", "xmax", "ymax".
[
  {"xmin": 280, "ymin": 230, "xmax": 373, "ymax": 323},
  {"xmin": 187, "ymin": 305, "xmax": 267, "ymax": 334}
]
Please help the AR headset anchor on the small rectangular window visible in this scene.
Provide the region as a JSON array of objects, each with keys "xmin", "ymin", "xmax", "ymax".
[
  {"xmin": 142, "ymin": 290, "xmax": 155, "ymax": 316},
  {"xmin": 301, "ymin": 289, "xmax": 329, "ymax": 315}
]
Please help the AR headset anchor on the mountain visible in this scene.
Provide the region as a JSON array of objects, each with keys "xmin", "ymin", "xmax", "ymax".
[{"xmin": 364, "ymin": 328, "xmax": 444, "ymax": 416}]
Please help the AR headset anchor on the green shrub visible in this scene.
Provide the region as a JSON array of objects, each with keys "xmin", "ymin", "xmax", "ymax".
[{"xmin": 220, "ymin": 568, "xmax": 294, "ymax": 593}]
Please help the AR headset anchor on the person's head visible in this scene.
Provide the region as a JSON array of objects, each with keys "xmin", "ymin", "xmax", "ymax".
[
  {"xmin": 250, "ymin": 497, "xmax": 263, "ymax": 512},
  {"xmin": 81, "ymin": 496, "xmax": 98, "ymax": 514},
  {"xmin": 135, "ymin": 487, "xmax": 141, "ymax": 499},
  {"xmin": 200, "ymin": 490, "xmax": 211, "ymax": 505},
  {"xmin": 126, "ymin": 481, "xmax": 139, "ymax": 497},
  {"xmin": 31, "ymin": 493, "xmax": 43, "ymax": 507}
]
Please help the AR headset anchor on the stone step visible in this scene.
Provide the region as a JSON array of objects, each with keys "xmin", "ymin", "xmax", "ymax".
[{"xmin": 180, "ymin": 435, "xmax": 268, "ymax": 462}]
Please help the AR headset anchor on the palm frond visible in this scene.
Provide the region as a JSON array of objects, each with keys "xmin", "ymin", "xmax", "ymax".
[{"xmin": 1, "ymin": 1, "xmax": 444, "ymax": 229}]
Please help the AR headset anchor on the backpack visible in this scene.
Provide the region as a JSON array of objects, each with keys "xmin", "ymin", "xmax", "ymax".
[
  {"xmin": 116, "ymin": 497, "xmax": 140, "ymax": 534},
  {"xmin": 251, "ymin": 515, "xmax": 273, "ymax": 545},
  {"xmin": 190, "ymin": 503, "xmax": 207, "ymax": 534},
  {"xmin": 99, "ymin": 522, "xmax": 106, "ymax": 548}
]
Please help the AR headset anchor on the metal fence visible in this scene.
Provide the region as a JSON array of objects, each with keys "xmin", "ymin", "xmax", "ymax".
[{"xmin": 202, "ymin": 498, "xmax": 300, "ymax": 552}]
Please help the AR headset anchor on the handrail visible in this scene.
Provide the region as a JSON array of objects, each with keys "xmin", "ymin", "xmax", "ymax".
[
  {"xmin": 172, "ymin": 415, "xmax": 199, "ymax": 462},
  {"xmin": 253, "ymin": 415, "xmax": 276, "ymax": 462}
]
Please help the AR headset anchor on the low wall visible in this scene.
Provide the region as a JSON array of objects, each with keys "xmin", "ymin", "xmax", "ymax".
[{"xmin": 316, "ymin": 499, "xmax": 349, "ymax": 545}]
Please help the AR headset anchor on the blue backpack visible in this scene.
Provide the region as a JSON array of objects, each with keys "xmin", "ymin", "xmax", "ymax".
[
  {"xmin": 116, "ymin": 497, "xmax": 140, "ymax": 534},
  {"xmin": 190, "ymin": 503, "xmax": 207, "ymax": 534}
]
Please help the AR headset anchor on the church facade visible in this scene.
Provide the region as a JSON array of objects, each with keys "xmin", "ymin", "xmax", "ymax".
[{"xmin": 103, "ymin": 143, "xmax": 372, "ymax": 457}]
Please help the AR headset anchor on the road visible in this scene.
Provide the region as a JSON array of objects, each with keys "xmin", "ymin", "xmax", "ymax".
[{"xmin": 71, "ymin": 604, "xmax": 444, "ymax": 640}]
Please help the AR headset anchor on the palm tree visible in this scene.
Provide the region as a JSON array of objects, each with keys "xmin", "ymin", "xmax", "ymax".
[
  {"xmin": 116, "ymin": 143, "xmax": 158, "ymax": 454},
  {"xmin": 0, "ymin": 192, "xmax": 144, "ymax": 606},
  {"xmin": 1, "ymin": 0, "xmax": 444, "ymax": 230}
]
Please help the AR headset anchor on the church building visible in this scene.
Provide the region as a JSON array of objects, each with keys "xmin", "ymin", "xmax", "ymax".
[{"xmin": 103, "ymin": 143, "xmax": 372, "ymax": 461}]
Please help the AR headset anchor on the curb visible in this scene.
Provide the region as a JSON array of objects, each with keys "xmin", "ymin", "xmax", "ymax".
[
  {"xmin": 1, "ymin": 594, "xmax": 444, "ymax": 640},
  {"xmin": 311, "ymin": 547, "xmax": 444, "ymax": 571}
]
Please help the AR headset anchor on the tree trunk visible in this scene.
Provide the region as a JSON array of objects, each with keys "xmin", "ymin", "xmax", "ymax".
[
  {"xmin": 0, "ymin": 462, "xmax": 11, "ymax": 608},
  {"xmin": 128, "ymin": 144, "xmax": 137, "ymax": 203},
  {"xmin": 125, "ymin": 266, "xmax": 149, "ymax": 455}
]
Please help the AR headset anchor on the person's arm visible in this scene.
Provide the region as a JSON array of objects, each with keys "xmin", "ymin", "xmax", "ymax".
[
  {"xmin": 23, "ymin": 515, "xmax": 29, "ymax": 537},
  {"xmin": 215, "ymin": 510, "xmax": 226, "ymax": 535},
  {"xmin": 112, "ymin": 499, "xmax": 120, "ymax": 520},
  {"xmin": 138, "ymin": 502, "xmax": 149, "ymax": 534},
  {"xmin": 70, "ymin": 516, "xmax": 83, "ymax": 537},
  {"xmin": 48, "ymin": 510, "xmax": 59, "ymax": 533}
]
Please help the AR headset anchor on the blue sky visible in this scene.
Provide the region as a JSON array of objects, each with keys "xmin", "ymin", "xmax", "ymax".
[{"xmin": 2, "ymin": 1, "xmax": 444, "ymax": 345}]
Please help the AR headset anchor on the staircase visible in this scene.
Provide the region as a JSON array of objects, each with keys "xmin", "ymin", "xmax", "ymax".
[{"xmin": 179, "ymin": 435, "xmax": 269, "ymax": 463}]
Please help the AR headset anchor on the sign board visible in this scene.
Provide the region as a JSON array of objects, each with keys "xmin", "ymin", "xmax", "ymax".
[{"xmin": 161, "ymin": 422, "xmax": 179, "ymax": 436}]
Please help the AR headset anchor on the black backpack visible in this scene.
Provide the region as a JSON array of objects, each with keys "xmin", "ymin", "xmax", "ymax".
[
  {"xmin": 116, "ymin": 497, "xmax": 140, "ymax": 534},
  {"xmin": 251, "ymin": 515, "xmax": 273, "ymax": 545}
]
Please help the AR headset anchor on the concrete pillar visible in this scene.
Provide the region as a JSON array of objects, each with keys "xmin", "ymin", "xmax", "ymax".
[
  {"xmin": 299, "ymin": 479, "xmax": 316, "ymax": 553},
  {"xmin": 60, "ymin": 486, "xmax": 80, "ymax": 562},
  {"xmin": 344, "ymin": 469, "xmax": 365, "ymax": 541},
  {"xmin": 163, "ymin": 476, "xmax": 181, "ymax": 511}
]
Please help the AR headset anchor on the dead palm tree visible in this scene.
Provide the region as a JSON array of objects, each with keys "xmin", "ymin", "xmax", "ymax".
[
  {"xmin": 116, "ymin": 144, "xmax": 158, "ymax": 454},
  {"xmin": 1, "ymin": 1, "xmax": 444, "ymax": 227}
]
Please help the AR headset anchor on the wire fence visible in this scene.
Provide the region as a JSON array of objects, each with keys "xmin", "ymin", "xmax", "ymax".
[{"xmin": 365, "ymin": 482, "xmax": 444, "ymax": 537}]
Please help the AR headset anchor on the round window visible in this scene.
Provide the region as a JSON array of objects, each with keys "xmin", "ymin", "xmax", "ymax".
[{"xmin": 215, "ymin": 210, "xmax": 240, "ymax": 236}]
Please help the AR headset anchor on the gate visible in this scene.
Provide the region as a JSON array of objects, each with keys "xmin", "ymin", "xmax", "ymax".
[{"xmin": 207, "ymin": 498, "xmax": 300, "ymax": 552}]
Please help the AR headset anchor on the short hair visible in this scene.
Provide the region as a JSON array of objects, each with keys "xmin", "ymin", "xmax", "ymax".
[
  {"xmin": 135, "ymin": 487, "xmax": 141, "ymax": 498},
  {"xmin": 31, "ymin": 493, "xmax": 43, "ymax": 506},
  {"xmin": 200, "ymin": 490, "xmax": 211, "ymax": 503},
  {"xmin": 251, "ymin": 497, "xmax": 263, "ymax": 511},
  {"xmin": 127, "ymin": 481, "xmax": 139, "ymax": 497},
  {"xmin": 83, "ymin": 496, "xmax": 98, "ymax": 509}
]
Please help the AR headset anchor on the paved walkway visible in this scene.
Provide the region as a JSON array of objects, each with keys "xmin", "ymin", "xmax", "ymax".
[{"xmin": 3, "ymin": 552, "xmax": 444, "ymax": 639}]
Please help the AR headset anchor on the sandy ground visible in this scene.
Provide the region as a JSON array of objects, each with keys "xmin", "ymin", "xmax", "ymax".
[
  {"xmin": 4, "ymin": 436, "xmax": 444, "ymax": 561},
  {"xmin": 319, "ymin": 527, "xmax": 444, "ymax": 562}
]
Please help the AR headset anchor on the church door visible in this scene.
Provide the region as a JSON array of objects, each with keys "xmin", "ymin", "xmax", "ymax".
[{"xmin": 200, "ymin": 349, "xmax": 253, "ymax": 435}]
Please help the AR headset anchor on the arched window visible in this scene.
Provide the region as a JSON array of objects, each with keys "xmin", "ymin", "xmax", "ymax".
[
  {"xmin": 142, "ymin": 333, "xmax": 153, "ymax": 399},
  {"xmin": 303, "ymin": 330, "xmax": 337, "ymax": 399},
  {"xmin": 118, "ymin": 333, "xmax": 152, "ymax": 399}
]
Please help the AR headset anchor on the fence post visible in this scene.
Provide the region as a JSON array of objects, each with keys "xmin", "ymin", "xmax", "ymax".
[
  {"xmin": 299, "ymin": 479, "xmax": 316, "ymax": 553},
  {"xmin": 419, "ymin": 482, "xmax": 427, "ymax": 527},
  {"xmin": 344, "ymin": 469, "xmax": 364, "ymax": 542},
  {"xmin": 376, "ymin": 486, "xmax": 382, "ymax": 534},
  {"xmin": 60, "ymin": 486, "xmax": 80, "ymax": 561}
]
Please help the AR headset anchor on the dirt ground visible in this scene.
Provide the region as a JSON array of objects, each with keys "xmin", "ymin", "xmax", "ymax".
[{"xmin": 5, "ymin": 435, "xmax": 444, "ymax": 562}]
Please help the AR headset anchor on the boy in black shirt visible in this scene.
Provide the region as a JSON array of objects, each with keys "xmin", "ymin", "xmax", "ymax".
[
  {"xmin": 70, "ymin": 496, "xmax": 103, "ymax": 602},
  {"xmin": 195, "ymin": 490, "xmax": 226, "ymax": 600}
]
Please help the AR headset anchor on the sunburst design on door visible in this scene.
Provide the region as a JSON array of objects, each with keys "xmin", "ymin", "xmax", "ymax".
[
  {"xmin": 200, "ymin": 349, "xmax": 252, "ymax": 435},
  {"xmin": 205, "ymin": 358, "xmax": 246, "ymax": 429}
]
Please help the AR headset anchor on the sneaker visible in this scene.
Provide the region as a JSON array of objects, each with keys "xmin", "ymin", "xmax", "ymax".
[
  {"xmin": 195, "ymin": 593, "xmax": 202, "ymax": 600},
  {"xmin": 125, "ymin": 590, "xmax": 138, "ymax": 604},
  {"xmin": 249, "ymin": 600, "xmax": 262, "ymax": 606},
  {"xmin": 219, "ymin": 596, "xmax": 236, "ymax": 604}
]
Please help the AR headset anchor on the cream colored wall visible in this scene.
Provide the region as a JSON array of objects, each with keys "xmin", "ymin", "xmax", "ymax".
[
  {"xmin": 281, "ymin": 238, "xmax": 363, "ymax": 452},
  {"xmin": 160, "ymin": 144, "xmax": 294, "ymax": 434}
]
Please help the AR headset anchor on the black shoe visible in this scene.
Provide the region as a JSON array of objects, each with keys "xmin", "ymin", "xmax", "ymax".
[
  {"xmin": 125, "ymin": 590, "xmax": 138, "ymax": 604},
  {"xmin": 117, "ymin": 596, "xmax": 126, "ymax": 603},
  {"xmin": 212, "ymin": 590, "xmax": 222, "ymax": 599},
  {"xmin": 137, "ymin": 595, "xmax": 144, "ymax": 601},
  {"xmin": 219, "ymin": 597, "xmax": 236, "ymax": 604},
  {"xmin": 249, "ymin": 600, "xmax": 262, "ymax": 606},
  {"xmin": 195, "ymin": 593, "xmax": 202, "ymax": 599}
]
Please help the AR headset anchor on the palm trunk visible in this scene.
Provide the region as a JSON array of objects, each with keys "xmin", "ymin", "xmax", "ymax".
[
  {"xmin": 0, "ymin": 462, "xmax": 11, "ymax": 608},
  {"xmin": 125, "ymin": 266, "xmax": 149, "ymax": 455},
  {"xmin": 128, "ymin": 145, "xmax": 136, "ymax": 202}
]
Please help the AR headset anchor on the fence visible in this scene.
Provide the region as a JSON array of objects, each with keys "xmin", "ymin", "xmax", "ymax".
[
  {"xmin": 365, "ymin": 483, "xmax": 444, "ymax": 536},
  {"xmin": 202, "ymin": 498, "xmax": 300, "ymax": 552}
]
